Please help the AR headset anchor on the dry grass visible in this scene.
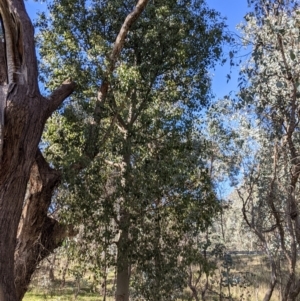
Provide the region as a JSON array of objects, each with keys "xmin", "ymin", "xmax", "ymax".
[
  {"xmin": 203, "ymin": 254, "xmax": 300, "ymax": 301},
  {"xmin": 23, "ymin": 254, "xmax": 300, "ymax": 301}
]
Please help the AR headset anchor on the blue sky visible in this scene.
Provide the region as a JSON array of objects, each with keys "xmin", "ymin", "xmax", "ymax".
[{"xmin": 208, "ymin": 0, "xmax": 250, "ymax": 99}]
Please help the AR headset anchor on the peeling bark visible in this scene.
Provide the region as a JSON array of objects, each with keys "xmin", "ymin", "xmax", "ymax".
[{"xmin": 14, "ymin": 150, "xmax": 76, "ymax": 301}]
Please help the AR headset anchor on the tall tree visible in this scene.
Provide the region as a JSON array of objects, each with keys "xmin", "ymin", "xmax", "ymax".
[
  {"xmin": 0, "ymin": 1, "xmax": 75, "ymax": 300},
  {"xmin": 235, "ymin": 1, "xmax": 300, "ymax": 300},
  {"xmin": 38, "ymin": 1, "xmax": 227, "ymax": 300}
]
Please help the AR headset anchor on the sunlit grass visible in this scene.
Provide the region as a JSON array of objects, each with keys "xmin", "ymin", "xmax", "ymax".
[
  {"xmin": 24, "ymin": 291, "xmax": 109, "ymax": 301},
  {"xmin": 24, "ymin": 283, "xmax": 115, "ymax": 301},
  {"xmin": 23, "ymin": 254, "xmax": 300, "ymax": 301}
]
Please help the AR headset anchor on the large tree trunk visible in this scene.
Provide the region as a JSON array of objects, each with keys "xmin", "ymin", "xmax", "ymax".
[
  {"xmin": 0, "ymin": 1, "xmax": 75, "ymax": 300},
  {"xmin": 14, "ymin": 150, "xmax": 76, "ymax": 301},
  {"xmin": 0, "ymin": 87, "xmax": 44, "ymax": 301}
]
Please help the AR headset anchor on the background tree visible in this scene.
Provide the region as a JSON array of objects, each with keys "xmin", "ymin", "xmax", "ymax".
[{"xmin": 226, "ymin": 0, "xmax": 300, "ymax": 300}]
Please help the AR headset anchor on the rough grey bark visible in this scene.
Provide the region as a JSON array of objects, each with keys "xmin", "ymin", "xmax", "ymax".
[
  {"xmin": 0, "ymin": 16, "xmax": 7, "ymax": 161},
  {"xmin": 0, "ymin": 1, "xmax": 75, "ymax": 300},
  {"xmin": 14, "ymin": 150, "xmax": 76, "ymax": 301}
]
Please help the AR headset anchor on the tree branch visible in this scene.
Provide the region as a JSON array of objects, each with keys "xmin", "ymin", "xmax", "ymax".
[
  {"xmin": 110, "ymin": 0, "xmax": 149, "ymax": 68},
  {"xmin": 85, "ymin": 0, "xmax": 149, "ymax": 167},
  {"xmin": 97, "ymin": 0, "xmax": 149, "ymax": 104},
  {"xmin": 46, "ymin": 79, "xmax": 76, "ymax": 116}
]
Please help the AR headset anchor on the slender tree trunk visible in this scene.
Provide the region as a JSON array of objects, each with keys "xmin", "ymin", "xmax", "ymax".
[
  {"xmin": 60, "ymin": 255, "xmax": 70, "ymax": 288},
  {"xmin": 287, "ymin": 278, "xmax": 300, "ymax": 301},
  {"xmin": 115, "ymin": 124, "xmax": 132, "ymax": 301},
  {"xmin": 189, "ymin": 285, "xmax": 200, "ymax": 301},
  {"xmin": 115, "ymin": 227, "xmax": 130, "ymax": 301},
  {"xmin": 262, "ymin": 258, "xmax": 277, "ymax": 301},
  {"xmin": 49, "ymin": 254, "xmax": 56, "ymax": 282},
  {"xmin": 153, "ymin": 205, "xmax": 162, "ymax": 301},
  {"xmin": 187, "ymin": 264, "xmax": 202, "ymax": 301}
]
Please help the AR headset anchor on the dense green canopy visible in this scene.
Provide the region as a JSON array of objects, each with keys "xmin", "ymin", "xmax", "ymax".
[{"xmin": 37, "ymin": 0, "xmax": 227, "ymax": 300}]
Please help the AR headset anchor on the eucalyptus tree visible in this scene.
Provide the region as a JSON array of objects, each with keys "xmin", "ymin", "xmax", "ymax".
[
  {"xmin": 235, "ymin": 1, "xmax": 300, "ymax": 300},
  {"xmin": 37, "ymin": 0, "xmax": 227, "ymax": 300},
  {"xmin": 0, "ymin": 0, "xmax": 151, "ymax": 300},
  {"xmin": 0, "ymin": 0, "xmax": 76, "ymax": 300}
]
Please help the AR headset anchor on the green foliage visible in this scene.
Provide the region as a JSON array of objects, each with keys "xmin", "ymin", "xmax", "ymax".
[{"xmin": 38, "ymin": 0, "xmax": 228, "ymax": 299}]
